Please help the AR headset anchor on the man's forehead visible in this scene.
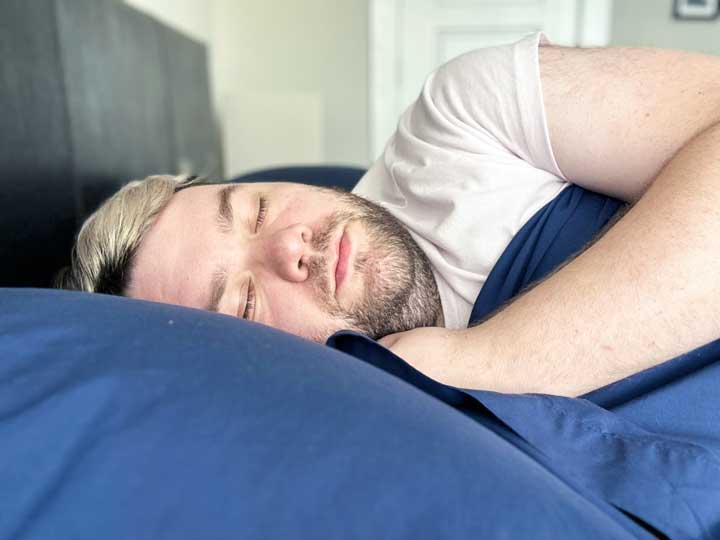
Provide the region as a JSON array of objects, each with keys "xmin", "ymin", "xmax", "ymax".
[{"xmin": 126, "ymin": 183, "xmax": 227, "ymax": 308}]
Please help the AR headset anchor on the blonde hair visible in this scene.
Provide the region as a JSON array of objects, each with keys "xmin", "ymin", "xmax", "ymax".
[{"xmin": 55, "ymin": 174, "xmax": 204, "ymax": 294}]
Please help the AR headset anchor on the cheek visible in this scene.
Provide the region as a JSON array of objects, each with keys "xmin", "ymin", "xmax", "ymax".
[{"xmin": 262, "ymin": 284, "xmax": 334, "ymax": 338}]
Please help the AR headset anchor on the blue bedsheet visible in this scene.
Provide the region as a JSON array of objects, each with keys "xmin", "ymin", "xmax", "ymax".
[{"xmin": 329, "ymin": 329, "xmax": 720, "ymax": 540}]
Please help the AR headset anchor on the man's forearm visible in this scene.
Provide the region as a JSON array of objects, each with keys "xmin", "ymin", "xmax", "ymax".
[{"xmin": 441, "ymin": 122, "xmax": 720, "ymax": 396}]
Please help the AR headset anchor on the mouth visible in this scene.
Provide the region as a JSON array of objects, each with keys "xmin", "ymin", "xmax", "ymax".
[{"xmin": 333, "ymin": 228, "xmax": 350, "ymax": 296}]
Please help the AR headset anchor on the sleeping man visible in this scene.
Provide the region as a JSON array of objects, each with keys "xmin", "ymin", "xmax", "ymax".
[{"xmin": 57, "ymin": 33, "xmax": 720, "ymax": 398}]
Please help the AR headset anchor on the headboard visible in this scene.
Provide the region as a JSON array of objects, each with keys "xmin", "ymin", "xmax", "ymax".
[{"xmin": 0, "ymin": 0, "xmax": 223, "ymax": 287}]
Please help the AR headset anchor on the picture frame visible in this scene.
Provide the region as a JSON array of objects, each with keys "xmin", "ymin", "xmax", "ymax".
[{"xmin": 673, "ymin": 0, "xmax": 720, "ymax": 20}]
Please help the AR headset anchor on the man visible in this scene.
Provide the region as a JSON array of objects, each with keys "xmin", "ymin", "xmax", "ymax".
[{"xmin": 58, "ymin": 33, "xmax": 720, "ymax": 397}]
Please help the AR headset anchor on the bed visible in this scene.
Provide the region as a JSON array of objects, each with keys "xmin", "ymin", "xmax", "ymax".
[{"xmin": 1, "ymin": 1, "xmax": 719, "ymax": 539}]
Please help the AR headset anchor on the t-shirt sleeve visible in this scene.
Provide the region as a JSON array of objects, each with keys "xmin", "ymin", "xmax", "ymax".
[
  {"xmin": 353, "ymin": 32, "xmax": 570, "ymax": 329},
  {"xmin": 394, "ymin": 32, "xmax": 566, "ymax": 180}
]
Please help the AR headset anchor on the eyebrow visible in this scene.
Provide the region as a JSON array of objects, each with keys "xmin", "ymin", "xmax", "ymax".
[
  {"xmin": 206, "ymin": 267, "xmax": 227, "ymax": 312},
  {"xmin": 217, "ymin": 183, "xmax": 240, "ymax": 232},
  {"xmin": 205, "ymin": 184, "xmax": 242, "ymax": 312}
]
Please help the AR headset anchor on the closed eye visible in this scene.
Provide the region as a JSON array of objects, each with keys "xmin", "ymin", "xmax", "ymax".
[
  {"xmin": 255, "ymin": 196, "xmax": 268, "ymax": 232},
  {"xmin": 242, "ymin": 278, "xmax": 256, "ymax": 320},
  {"xmin": 238, "ymin": 196, "xmax": 265, "ymax": 320}
]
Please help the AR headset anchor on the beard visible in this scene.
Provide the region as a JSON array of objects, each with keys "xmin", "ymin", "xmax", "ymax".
[{"xmin": 303, "ymin": 187, "xmax": 443, "ymax": 341}]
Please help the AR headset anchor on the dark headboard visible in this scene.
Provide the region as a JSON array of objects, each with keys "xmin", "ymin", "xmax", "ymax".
[{"xmin": 0, "ymin": 0, "xmax": 223, "ymax": 287}]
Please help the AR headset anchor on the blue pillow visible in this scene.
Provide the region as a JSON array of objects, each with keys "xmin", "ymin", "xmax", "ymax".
[
  {"xmin": 231, "ymin": 165, "xmax": 365, "ymax": 191},
  {"xmin": 0, "ymin": 288, "xmax": 640, "ymax": 539}
]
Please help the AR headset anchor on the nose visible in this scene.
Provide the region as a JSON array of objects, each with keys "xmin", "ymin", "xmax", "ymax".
[{"xmin": 259, "ymin": 224, "xmax": 315, "ymax": 282}]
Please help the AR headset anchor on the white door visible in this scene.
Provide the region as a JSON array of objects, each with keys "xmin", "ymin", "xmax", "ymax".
[{"xmin": 369, "ymin": 0, "xmax": 611, "ymax": 160}]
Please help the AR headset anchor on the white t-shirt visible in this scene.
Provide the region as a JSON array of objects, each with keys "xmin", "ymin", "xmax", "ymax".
[{"xmin": 352, "ymin": 32, "xmax": 570, "ymax": 329}]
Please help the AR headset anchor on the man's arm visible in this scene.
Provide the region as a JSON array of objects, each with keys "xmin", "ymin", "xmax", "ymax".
[
  {"xmin": 541, "ymin": 45, "xmax": 720, "ymax": 202},
  {"xmin": 380, "ymin": 45, "xmax": 720, "ymax": 396}
]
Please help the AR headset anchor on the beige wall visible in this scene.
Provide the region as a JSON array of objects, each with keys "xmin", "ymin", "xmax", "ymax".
[
  {"xmin": 126, "ymin": 0, "xmax": 370, "ymax": 178},
  {"xmin": 212, "ymin": 0, "xmax": 370, "ymax": 176},
  {"xmin": 125, "ymin": 0, "xmax": 211, "ymax": 43},
  {"xmin": 610, "ymin": 0, "xmax": 720, "ymax": 55}
]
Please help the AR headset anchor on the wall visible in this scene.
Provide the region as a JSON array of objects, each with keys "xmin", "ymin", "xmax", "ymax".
[
  {"xmin": 610, "ymin": 0, "xmax": 720, "ymax": 54},
  {"xmin": 211, "ymin": 0, "xmax": 369, "ymax": 176},
  {"xmin": 124, "ymin": 0, "xmax": 210, "ymax": 44},
  {"xmin": 125, "ymin": 0, "xmax": 370, "ymax": 178}
]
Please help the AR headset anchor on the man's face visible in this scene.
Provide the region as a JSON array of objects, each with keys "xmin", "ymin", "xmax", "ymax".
[{"xmin": 128, "ymin": 182, "xmax": 442, "ymax": 341}]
